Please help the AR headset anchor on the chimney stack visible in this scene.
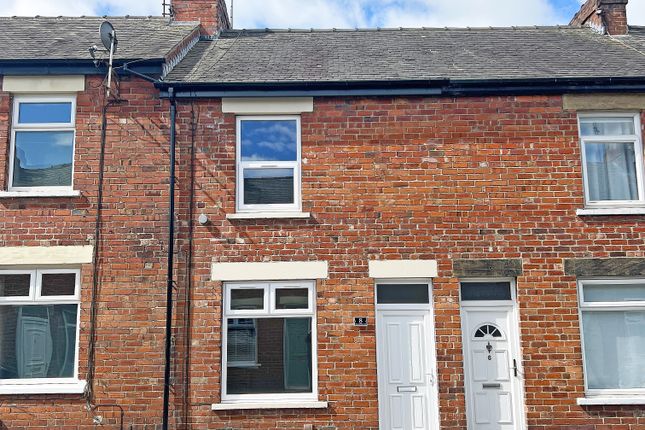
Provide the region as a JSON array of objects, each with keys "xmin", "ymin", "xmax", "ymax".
[
  {"xmin": 570, "ymin": 0, "xmax": 629, "ymax": 35},
  {"xmin": 171, "ymin": 0, "xmax": 231, "ymax": 35}
]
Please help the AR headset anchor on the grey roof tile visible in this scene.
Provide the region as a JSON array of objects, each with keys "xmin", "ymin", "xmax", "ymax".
[
  {"xmin": 167, "ymin": 26, "xmax": 645, "ymax": 83},
  {"xmin": 0, "ymin": 16, "xmax": 199, "ymax": 61}
]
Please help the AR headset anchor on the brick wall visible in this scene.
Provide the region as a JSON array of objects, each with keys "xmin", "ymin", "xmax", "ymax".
[
  {"xmin": 181, "ymin": 95, "xmax": 645, "ymax": 429},
  {"xmin": 1, "ymin": 84, "xmax": 645, "ymax": 429},
  {"xmin": 0, "ymin": 74, "xmax": 181, "ymax": 429}
]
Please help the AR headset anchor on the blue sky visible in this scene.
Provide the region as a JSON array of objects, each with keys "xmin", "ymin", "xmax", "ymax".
[{"xmin": 2, "ymin": 0, "xmax": 644, "ymax": 27}]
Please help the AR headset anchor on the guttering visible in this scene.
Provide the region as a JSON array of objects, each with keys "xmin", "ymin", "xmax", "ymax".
[
  {"xmin": 0, "ymin": 59, "xmax": 165, "ymax": 76},
  {"xmin": 156, "ymin": 76, "xmax": 645, "ymax": 98}
]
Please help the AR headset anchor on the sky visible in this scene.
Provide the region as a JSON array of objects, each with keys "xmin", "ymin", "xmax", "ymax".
[{"xmin": 0, "ymin": 0, "xmax": 643, "ymax": 28}]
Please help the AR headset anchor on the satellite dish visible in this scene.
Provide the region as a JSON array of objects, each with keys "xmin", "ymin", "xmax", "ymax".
[{"xmin": 99, "ymin": 21, "xmax": 118, "ymax": 53}]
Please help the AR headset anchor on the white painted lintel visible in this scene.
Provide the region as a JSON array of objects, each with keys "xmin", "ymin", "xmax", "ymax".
[
  {"xmin": 0, "ymin": 245, "xmax": 94, "ymax": 266},
  {"xmin": 368, "ymin": 260, "xmax": 438, "ymax": 279},
  {"xmin": 212, "ymin": 261, "xmax": 328, "ymax": 281},
  {"xmin": 222, "ymin": 97, "xmax": 313, "ymax": 114}
]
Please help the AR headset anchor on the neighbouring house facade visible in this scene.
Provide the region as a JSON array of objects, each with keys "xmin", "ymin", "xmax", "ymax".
[{"xmin": 1, "ymin": 0, "xmax": 645, "ymax": 429}]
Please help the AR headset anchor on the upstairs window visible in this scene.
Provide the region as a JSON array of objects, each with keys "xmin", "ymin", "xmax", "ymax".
[
  {"xmin": 9, "ymin": 96, "xmax": 76, "ymax": 191},
  {"xmin": 236, "ymin": 116, "xmax": 301, "ymax": 212},
  {"xmin": 579, "ymin": 114, "xmax": 643, "ymax": 207}
]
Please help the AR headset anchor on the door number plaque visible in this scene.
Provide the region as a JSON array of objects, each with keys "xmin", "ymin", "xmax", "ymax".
[{"xmin": 354, "ymin": 317, "xmax": 368, "ymax": 326}]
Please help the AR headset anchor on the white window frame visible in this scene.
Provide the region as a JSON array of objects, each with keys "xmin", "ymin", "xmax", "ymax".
[
  {"xmin": 222, "ymin": 281, "xmax": 317, "ymax": 404},
  {"xmin": 578, "ymin": 113, "xmax": 644, "ymax": 208},
  {"xmin": 235, "ymin": 116, "xmax": 302, "ymax": 213},
  {"xmin": 0, "ymin": 268, "xmax": 82, "ymax": 392},
  {"xmin": 9, "ymin": 95, "xmax": 77, "ymax": 192},
  {"xmin": 578, "ymin": 278, "xmax": 645, "ymax": 397}
]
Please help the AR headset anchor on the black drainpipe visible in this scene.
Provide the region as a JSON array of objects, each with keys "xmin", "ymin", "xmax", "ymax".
[{"xmin": 162, "ymin": 86, "xmax": 177, "ymax": 430}]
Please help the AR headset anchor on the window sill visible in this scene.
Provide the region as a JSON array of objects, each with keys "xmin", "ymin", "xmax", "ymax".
[
  {"xmin": 577, "ymin": 396, "xmax": 645, "ymax": 406},
  {"xmin": 212, "ymin": 401, "xmax": 328, "ymax": 411},
  {"xmin": 0, "ymin": 380, "xmax": 86, "ymax": 395},
  {"xmin": 0, "ymin": 190, "xmax": 81, "ymax": 198},
  {"xmin": 577, "ymin": 207, "xmax": 645, "ymax": 216},
  {"xmin": 227, "ymin": 212, "xmax": 311, "ymax": 220}
]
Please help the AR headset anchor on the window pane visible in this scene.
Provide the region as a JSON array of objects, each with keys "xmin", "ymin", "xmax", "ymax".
[
  {"xmin": 227, "ymin": 317, "xmax": 312, "ymax": 394},
  {"xmin": 0, "ymin": 304, "xmax": 78, "ymax": 380},
  {"xmin": 461, "ymin": 282, "xmax": 512, "ymax": 301},
  {"xmin": 13, "ymin": 131, "xmax": 74, "ymax": 187},
  {"xmin": 585, "ymin": 142, "xmax": 638, "ymax": 201},
  {"xmin": 230, "ymin": 289, "xmax": 264, "ymax": 310},
  {"xmin": 0, "ymin": 274, "xmax": 31, "ymax": 297},
  {"xmin": 377, "ymin": 284, "xmax": 429, "ymax": 304},
  {"xmin": 275, "ymin": 288, "xmax": 309, "ymax": 310},
  {"xmin": 580, "ymin": 118, "xmax": 635, "ymax": 136},
  {"xmin": 240, "ymin": 119, "xmax": 297, "ymax": 162},
  {"xmin": 41, "ymin": 273, "xmax": 76, "ymax": 296},
  {"xmin": 582, "ymin": 311, "xmax": 645, "ymax": 390},
  {"xmin": 584, "ymin": 282, "xmax": 645, "ymax": 302},
  {"xmin": 18, "ymin": 102, "xmax": 72, "ymax": 124},
  {"xmin": 243, "ymin": 168, "xmax": 294, "ymax": 205},
  {"xmin": 227, "ymin": 319, "xmax": 257, "ymax": 365}
]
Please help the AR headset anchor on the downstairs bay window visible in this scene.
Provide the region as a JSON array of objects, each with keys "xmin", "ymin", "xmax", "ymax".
[
  {"xmin": 222, "ymin": 282, "xmax": 316, "ymax": 403},
  {"xmin": 0, "ymin": 269, "xmax": 83, "ymax": 394},
  {"xmin": 578, "ymin": 279, "xmax": 645, "ymax": 398}
]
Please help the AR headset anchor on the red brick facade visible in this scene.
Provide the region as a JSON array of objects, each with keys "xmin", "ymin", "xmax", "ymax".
[{"xmin": 5, "ymin": 82, "xmax": 644, "ymax": 428}]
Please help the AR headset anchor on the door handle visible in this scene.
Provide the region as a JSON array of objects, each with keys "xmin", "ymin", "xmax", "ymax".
[
  {"xmin": 513, "ymin": 359, "xmax": 519, "ymax": 377},
  {"xmin": 482, "ymin": 383, "xmax": 502, "ymax": 389}
]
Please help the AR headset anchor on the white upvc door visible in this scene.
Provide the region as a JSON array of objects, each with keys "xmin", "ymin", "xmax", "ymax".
[
  {"xmin": 461, "ymin": 306, "xmax": 525, "ymax": 430},
  {"xmin": 376, "ymin": 309, "xmax": 439, "ymax": 430}
]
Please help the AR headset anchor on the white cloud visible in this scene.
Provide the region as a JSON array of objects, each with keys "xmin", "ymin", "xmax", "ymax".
[
  {"xmin": 232, "ymin": 0, "xmax": 568, "ymax": 29},
  {"xmin": 0, "ymin": 0, "xmax": 161, "ymax": 16},
  {"xmin": 627, "ymin": 0, "xmax": 645, "ymax": 26},
  {"xmin": 0, "ymin": 0, "xmax": 642, "ymax": 26}
]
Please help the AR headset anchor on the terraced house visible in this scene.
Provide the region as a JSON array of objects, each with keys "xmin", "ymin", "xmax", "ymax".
[{"xmin": 0, "ymin": 0, "xmax": 645, "ymax": 428}]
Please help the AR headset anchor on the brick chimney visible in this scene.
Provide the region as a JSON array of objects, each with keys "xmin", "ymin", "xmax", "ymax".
[
  {"xmin": 570, "ymin": 0, "xmax": 629, "ymax": 35},
  {"xmin": 171, "ymin": 0, "xmax": 231, "ymax": 35}
]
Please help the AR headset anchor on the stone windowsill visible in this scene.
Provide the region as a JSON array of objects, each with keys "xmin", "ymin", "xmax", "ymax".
[
  {"xmin": 0, "ymin": 190, "xmax": 81, "ymax": 198},
  {"xmin": 211, "ymin": 401, "xmax": 328, "ymax": 411},
  {"xmin": 0, "ymin": 380, "xmax": 86, "ymax": 395},
  {"xmin": 577, "ymin": 396, "xmax": 645, "ymax": 406},
  {"xmin": 226, "ymin": 212, "xmax": 311, "ymax": 220},
  {"xmin": 577, "ymin": 207, "xmax": 645, "ymax": 216}
]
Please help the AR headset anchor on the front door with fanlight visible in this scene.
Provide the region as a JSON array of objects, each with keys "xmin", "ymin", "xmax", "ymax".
[{"xmin": 460, "ymin": 280, "xmax": 526, "ymax": 430}]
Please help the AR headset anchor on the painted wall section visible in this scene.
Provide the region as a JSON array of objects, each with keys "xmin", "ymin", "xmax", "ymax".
[
  {"xmin": 0, "ymin": 245, "xmax": 93, "ymax": 265},
  {"xmin": 2, "ymin": 75, "xmax": 85, "ymax": 93},
  {"xmin": 221, "ymin": 97, "xmax": 314, "ymax": 114},
  {"xmin": 368, "ymin": 259, "xmax": 438, "ymax": 278},
  {"xmin": 211, "ymin": 261, "xmax": 329, "ymax": 281}
]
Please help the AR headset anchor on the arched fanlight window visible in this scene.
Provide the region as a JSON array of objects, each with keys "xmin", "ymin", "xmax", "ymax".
[{"xmin": 474, "ymin": 324, "xmax": 503, "ymax": 339}]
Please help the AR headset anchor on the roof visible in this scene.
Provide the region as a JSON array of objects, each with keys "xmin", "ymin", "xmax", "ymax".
[
  {"xmin": 0, "ymin": 16, "xmax": 200, "ymax": 62},
  {"xmin": 166, "ymin": 26, "xmax": 645, "ymax": 84}
]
